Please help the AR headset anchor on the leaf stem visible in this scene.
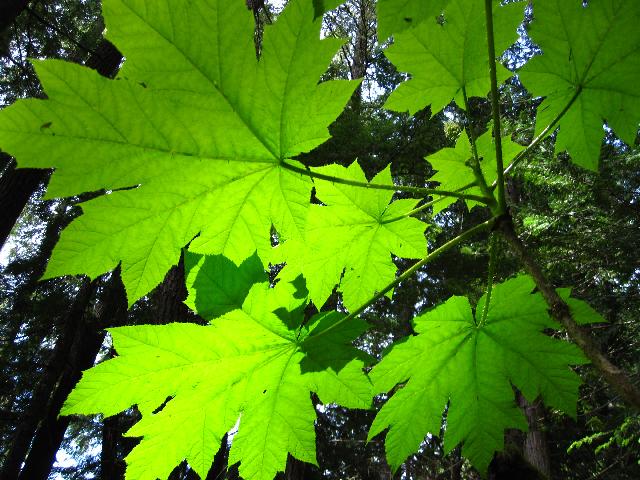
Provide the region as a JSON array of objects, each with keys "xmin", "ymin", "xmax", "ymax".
[
  {"xmin": 449, "ymin": 86, "xmax": 583, "ymax": 193},
  {"xmin": 499, "ymin": 86, "xmax": 583, "ymax": 180},
  {"xmin": 280, "ymin": 160, "xmax": 491, "ymax": 203},
  {"xmin": 311, "ymin": 217, "xmax": 498, "ymax": 339},
  {"xmin": 380, "ymin": 198, "xmax": 444, "ymax": 224},
  {"xmin": 462, "ymin": 87, "xmax": 497, "ymax": 210},
  {"xmin": 479, "ymin": 233, "xmax": 497, "ymax": 327},
  {"xmin": 483, "ymin": 0, "xmax": 507, "ymax": 214}
]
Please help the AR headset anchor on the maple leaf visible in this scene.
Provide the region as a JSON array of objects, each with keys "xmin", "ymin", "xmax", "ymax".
[
  {"xmin": 0, "ymin": 0, "xmax": 358, "ymax": 304},
  {"xmin": 383, "ymin": 0, "xmax": 524, "ymax": 115},
  {"xmin": 519, "ymin": 0, "xmax": 640, "ymax": 170},
  {"xmin": 427, "ymin": 130, "xmax": 524, "ymax": 213},
  {"xmin": 62, "ymin": 270, "xmax": 373, "ymax": 480},
  {"xmin": 376, "ymin": 0, "xmax": 448, "ymax": 42},
  {"xmin": 368, "ymin": 276, "xmax": 597, "ymax": 473},
  {"xmin": 275, "ymin": 163, "xmax": 427, "ymax": 311}
]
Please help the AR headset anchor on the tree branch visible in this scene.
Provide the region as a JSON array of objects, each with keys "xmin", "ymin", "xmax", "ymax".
[{"xmin": 498, "ymin": 216, "xmax": 640, "ymax": 410}]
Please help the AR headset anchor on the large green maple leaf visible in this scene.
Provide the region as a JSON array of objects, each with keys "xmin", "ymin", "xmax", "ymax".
[
  {"xmin": 520, "ymin": 0, "xmax": 640, "ymax": 170},
  {"xmin": 0, "ymin": 0, "xmax": 358, "ymax": 304},
  {"xmin": 384, "ymin": 0, "xmax": 524, "ymax": 115},
  {"xmin": 275, "ymin": 163, "xmax": 427, "ymax": 311},
  {"xmin": 427, "ymin": 130, "xmax": 524, "ymax": 213},
  {"xmin": 368, "ymin": 276, "xmax": 595, "ymax": 473},
  {"xmin": 62, "ymin": 269, "xmax": 373, "ymax": 480}
]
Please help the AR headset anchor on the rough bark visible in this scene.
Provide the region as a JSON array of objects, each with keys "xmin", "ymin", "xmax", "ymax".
[
  {"xmin": 17, "ymin": 324, "xmax": 104, "ymax": 480},
  {"xmin": 152, "ymin": 254, "xmax": 199, "ymax": 325},
  {"xmin": 16, "ymin": 274, "xmax": 128, "ymax": 480},
  {"xmin": 0, "ymin": 155, "xmax": 48, "ymax": 249},
  {"xmin": 348, "ymin": 0, "xmax": 373, "ymax": 111},
  {"xmin": 0, "ymin": 280, "xmax": 95, "ymax": 480},
  {"xmin": 284, "ymin": 455, "xmax": 306, "ymax": 480},
  {"xmin": 518, "ymin": 395, "xmax": 551, "ymax": 479},
  {"xmin": 101, "ymin": 415, "xmax": 126, "ymax": 480},
  {"xmin": 0, "ymin": 0, "xmax": 30, "ymax": 35},
  {"xmin": 498, "ymin": 215, "xmax": 640, "ymax": 410}
]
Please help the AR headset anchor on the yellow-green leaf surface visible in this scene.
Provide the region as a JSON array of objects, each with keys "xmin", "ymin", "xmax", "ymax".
[
  {"xmin": 384, "ymin": 0, "xmax": 524, "ymax": 115},
  {"xmin": 276, "ymin": 163, "xmax": 427, "ymax": 311},
  {"xmin": 520, "ymin": 0, "xmax": 640, "ymax": 170},
  {"xmin": 63, "ymin": 279, "xmax": 373, "ymax": 480},
  {"xmin": 427, "ymin": 130, "xmax": 524, "ymax": 213},
  {"xmin": 376, "ymin": 0, "xmax": 448, "ymax": 41},
  {"xmin": 0, "ymin": 0, "xmax": 358, "ymax": 304},
  {"xmin": 369, "ymin": 276, "xmax": 590, "ymax": 473}
]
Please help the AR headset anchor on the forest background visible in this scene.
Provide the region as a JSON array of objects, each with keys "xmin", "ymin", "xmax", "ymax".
[{"xmin": 0, "ymin": 0, "xmax": 639, "ymax": 479}]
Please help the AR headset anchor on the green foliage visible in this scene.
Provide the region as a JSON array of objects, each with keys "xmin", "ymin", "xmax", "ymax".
[
  {"xmin": 520, "ymin": 0, "xmax": 640, "ymax": 170},
  {"xmin": 426, "ymin": 130, "xmax": 524, "ymax": 213},
  {"xmin": 63, "ymin": 263, "xmax": 373, "ymax": 480},
  {"xmin": 369, "ymin": 276, "xmax": 596, "ymax": 473},
  {"xmin": 376, "ymin": 0, "xmax": 446, "ymax": 41},
  {"xmin": 312, "ymin": 0, "xmax": 344, "ymax": 18},
  {"xmin": 0, "ymin": 0, "xmax": 357, "ymax": 304},
  {"xmin": 1, "ymin": 0, "xmax": 638, "ymax": 478},
  {"xmin": 383, "ymin": 0, "xmax": 524, "ymax": 115},
  {"xmin": 275, "ymin": 163, "xmax": 427, "ymax": 310},
  {"xmin": 568, "ymin": 415, "xmax": 640, "ymax": 464}
]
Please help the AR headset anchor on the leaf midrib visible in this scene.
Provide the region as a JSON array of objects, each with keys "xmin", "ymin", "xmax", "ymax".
[{"xmin": 120, "ymin": 0, "xmax": 281, "ymax": 160}]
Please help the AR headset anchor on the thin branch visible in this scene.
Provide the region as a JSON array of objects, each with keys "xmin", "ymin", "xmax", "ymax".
[
  {"xmin": 280, "ymin": 160, "xmax": 492, "ymax": 203},
  {"xmin": 498, "ymin": 216, "xmax": 640, "ymax": 410},
  {"xmin": 484, "ymin": 0, "xmax": 507, "ymax": 213},
  {"xmin": 311, "ymin": 217, "xmax": 498, "ymax": 339},
  {"xmin": 25, "ymin": 6, "xmax": 99, "ymax": 59}
]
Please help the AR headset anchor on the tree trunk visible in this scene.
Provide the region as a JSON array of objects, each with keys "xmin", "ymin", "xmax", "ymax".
[
  {"xmin": 284, "ymin": 455, "xmax": 306, "ymax": 480},
  {"xmin": 0, "ymin": 0, "xmax": 30, "ymax": 35},
  {"xmin": 348, "ymin": 0, "xmax": 372, "ymax": 112},
  {"xmin": 205, "ymin": 433, "xmax": 230, "ymax": 480},
  {"xmin": 0, "ymin": 155, "xmax": 48, "ymax": 249},
  {"xmin": 152, "ymin": 255, "xmax": 199, "ymax": 325},
  {"xmin": 16, "ymin": 274, "xmax": 128, "ymax": 480},
  {"xmin": 518, "ymin": 395, "xmax": 551, "ymax": 479},
  {"xmin": 0, "ymin": 280, "xmax": 96, "ymax": 480},
  {"xmin": 101, "ymin": 414, "xmax": 126, "ymax": 480},
  {"xmin": 488, "ymin": 392, "xmax": 551, "ymax": 480},
  {"xmin": 0, "ymin": 38, "xmax": 122, "ymax": 251},
  {"xmin": 17, "ymin": 323, "xmax": 105, "ymax": 480}
]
